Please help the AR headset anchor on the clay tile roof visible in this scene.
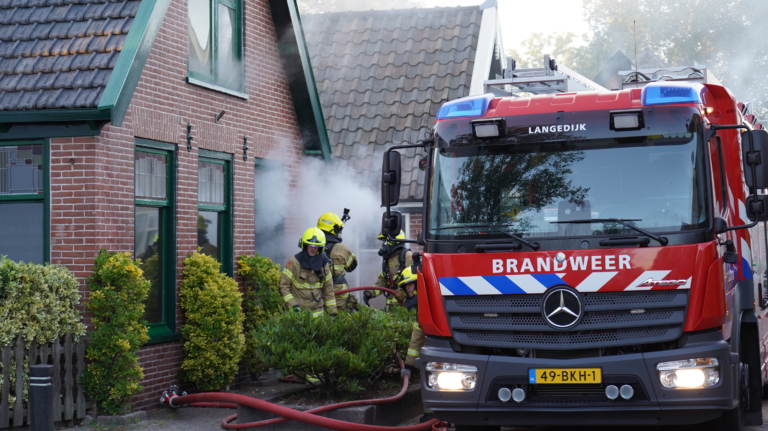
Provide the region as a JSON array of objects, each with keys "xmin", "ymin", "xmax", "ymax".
[
  {"xmin": 0, "ymin": 0, "xmax": 139, "ymax": 111},
  {"xmin": 303, "ymin": 5, "xmax": 484, "ymax": 200}
]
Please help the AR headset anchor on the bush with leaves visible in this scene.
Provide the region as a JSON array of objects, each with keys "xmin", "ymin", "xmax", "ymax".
[
  {"xmin": 236, "ymin": 254, "xmax": 283, "ymax": 379},
  {"xmin": 252, "ymin": 306, "xmax": 412, "ymax": 397},
  {"xmin": 81, "ymin": 250, "xmax": 150, "ymax": 415},
  {"xmin": 179, "ymin": 252, "xmax": 245, "ymax": 391},
  {"xmin": 0, "ymin": 257, "xmax": 86, "ymax": 406}
]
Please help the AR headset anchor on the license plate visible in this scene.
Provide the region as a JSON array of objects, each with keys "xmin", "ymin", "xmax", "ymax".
[{"xmin": 529, "ymin": 368, "xmax": 602, "ymax": 384}]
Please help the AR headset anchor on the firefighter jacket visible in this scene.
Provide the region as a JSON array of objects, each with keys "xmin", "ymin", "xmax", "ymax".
[
  {"xmin": 372, "ymin": 247, "xmax": 412, "ymax": 305},
  {"xmin": 279, "ymin": 256, "xmax": 337, "ymax": 317},
  {"xmin": 325, "ymin": 238, "xmax": 358, "ymax": 311},
  {"xmin": 405, "ymin": 322, "xmax": 425, "ymax": 367}
]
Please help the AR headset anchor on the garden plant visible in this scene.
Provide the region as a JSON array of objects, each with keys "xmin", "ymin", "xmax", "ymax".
[
  {"xmin": 252, "ymin": 305, "xmax": 413, "ymax": 397},
  {"xmin": 81, "ymin": 250, "xmax": 150, "ymax": 415},
  {"xmin": 179, "ymin": 252, "xmax": 245, "ymax": 391},
  {"xmin": 237, "ymin": 254, "xmax": 283, "ymax": 379}
]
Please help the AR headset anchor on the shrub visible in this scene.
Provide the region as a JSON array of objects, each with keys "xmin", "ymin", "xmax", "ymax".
[
  {"xmin": 236, "ymin": 254, "xmax": 283, "ymax": 379},
  {"xmin": 0, "ymin": 257, "xmax": 86, "ymax": 406},
  {"xmin": 0, "ymin": 257, "xmax": 86, "ymax": 346},
  {"xmin": 251, "ymin": 306, "xmax": 413, "ymax": 397},
  {"xmin": 81, "ymin": 250, "xmax": 150, "ymax": 415},
  {"xmin": 179, "ymin": 252, "xmax": 245, "ymax": 391}
]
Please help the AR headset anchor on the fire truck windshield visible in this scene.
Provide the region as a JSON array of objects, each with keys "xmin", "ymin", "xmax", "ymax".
[{"xmin": 427, "ymin": 133, "xmax": 708, "ymax": 240}]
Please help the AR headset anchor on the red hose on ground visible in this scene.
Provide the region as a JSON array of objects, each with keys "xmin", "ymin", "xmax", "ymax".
[
  {"xmin": 171, "ymin": 352, "xmax": 443, "ymax": 430},
  {"xmin": 219, "ymin": 372, "xmax": 411, "ymax": 429},
  {"xmin": 173, "ymin": 392, "xmax": 439, "ymax": 431},
  {"xmin": 188, "ymin": 402, "xmax": 238, "ymax": 409}
]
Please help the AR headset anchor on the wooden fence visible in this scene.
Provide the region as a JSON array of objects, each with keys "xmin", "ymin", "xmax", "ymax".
[{"xmin": 0, "ymin": 335, "xmax": 86, "ymax": 428}]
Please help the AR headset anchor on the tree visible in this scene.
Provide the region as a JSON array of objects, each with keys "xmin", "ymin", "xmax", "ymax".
[
  {"xmin": 577, "ymin": 0, "xmax": 768, "ymax": 117},
  {"xmin": 298, "ymin": 0, "xmax": 424, "ymax": 14},
  {"xmin": 507, "ymin": 32, "xmax": 589, "ymax": 70}
]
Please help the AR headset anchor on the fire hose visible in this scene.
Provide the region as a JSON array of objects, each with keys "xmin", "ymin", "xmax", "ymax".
[{"xmin": 161, "ymin": 286, "xmax": 444, "ymax": 431}]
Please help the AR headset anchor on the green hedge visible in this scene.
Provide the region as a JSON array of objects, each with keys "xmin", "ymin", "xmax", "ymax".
[
  {"xmin": 237, "ymin": 254, "xmax": 283, "ymax": 379},
  {"xmin": 180, "ymin": 252, "xmax": 245, "ymax": 392},
  {"xmin": 0, "ymin": 256, "xmax": 86, "ymax": 407},
  {"xmin": 81, "ymin": 250, "xmax": 150, "ymax": 415},
  {"xmin": 252, "ymin": 306, "xmax": 412, "ymax": 397},
  {"xmin": 0, "ymin": 257, "xmax": 85, "ymax": 346}
]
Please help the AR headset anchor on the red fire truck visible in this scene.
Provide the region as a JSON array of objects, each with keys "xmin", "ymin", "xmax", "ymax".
[{"xmin": 380, "ymin": 63, "xmax": 768, "ymax": 430}]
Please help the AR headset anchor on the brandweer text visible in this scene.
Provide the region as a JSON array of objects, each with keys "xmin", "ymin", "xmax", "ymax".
[{"xmin": 492, "ymin": 255, "xmax": 631, "ymax": 273}]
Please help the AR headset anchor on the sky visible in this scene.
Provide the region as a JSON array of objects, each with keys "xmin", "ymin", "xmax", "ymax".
[{"xmin": 419, "ymin": 0, "xmax": 590, "ymax": 54}]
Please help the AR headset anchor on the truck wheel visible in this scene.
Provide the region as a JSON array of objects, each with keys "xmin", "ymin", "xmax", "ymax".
[
  {"xmin": 454, "ymin": 425, "xmax": 501, "ymax": 431},
  {"xmin": 708, "ymin": 362, "xmax": 746, "ymax": 431},
  {"xmin": 716, "ymin": 405, "xmax": 744, "ymax": 431}
]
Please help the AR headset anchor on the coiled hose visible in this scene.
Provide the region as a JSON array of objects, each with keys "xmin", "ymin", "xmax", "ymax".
[{"xmin": 166, "ymin": 287, "xmax": 445, "ymax": 431}]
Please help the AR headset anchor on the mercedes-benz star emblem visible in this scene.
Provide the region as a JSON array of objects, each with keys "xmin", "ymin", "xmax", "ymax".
[{"xmin": 541, "ymin": 287, "xmax": 583, "ymax": 329}]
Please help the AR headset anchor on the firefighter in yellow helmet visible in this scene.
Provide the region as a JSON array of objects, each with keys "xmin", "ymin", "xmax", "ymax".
[
  {"xmin": 364, "ymin": 230, "xmax": 412, "ymax": 308},
  {"xmin": 398, "ymin": 267, "xmax": 424, "ymax": 368},
  {"xmin": 279, "ymin": 227, "xmax": 337, "ymax": 317},
  {"xmin": 317, "ymin": 212, "xmax": 359, "ymax": 311}
]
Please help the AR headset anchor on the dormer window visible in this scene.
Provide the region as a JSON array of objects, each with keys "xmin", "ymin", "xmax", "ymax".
[{"xmin": 188, "ymin": 0, "xmax": 245, "ymax": 95}]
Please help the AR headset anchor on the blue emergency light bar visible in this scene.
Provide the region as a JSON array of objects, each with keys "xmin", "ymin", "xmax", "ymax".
[
  {"xmin": 641, "ymin": 82, "xmax": 706, "ymax": 106},
  {"xmin": 436, "ymin": 93, "xmax": 495, "ymax": 120}
]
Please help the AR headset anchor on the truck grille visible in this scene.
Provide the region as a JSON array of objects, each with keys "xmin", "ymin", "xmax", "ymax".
[{"xmin": 446, "ymin": 290, "xmax": 687, "ymax": 350}]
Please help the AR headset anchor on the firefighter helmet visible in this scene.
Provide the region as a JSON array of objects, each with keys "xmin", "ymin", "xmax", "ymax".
[
  {"xmin": 397, "ymin": 267, "xmax": 417, "ymax": 288},
  {"xmin": 298, "ymin": 227, "xmax": 326, "ymax": 251},
  {"xmin": 317, "ymin": 212, "xmax": 344, "ymax": 235},
  {"xmin": 378, "ymin": 230, "xmax": 405, "ymax": 242}
]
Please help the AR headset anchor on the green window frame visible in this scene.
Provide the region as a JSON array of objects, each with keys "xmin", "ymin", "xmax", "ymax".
[
  {"xmin": 134, "ymin": 139, "xmax": 178, "ymax": 344},
  {"xmin": 198, "ymin": 150, "xmax": 233, "ymax": 276},
  {"xmin": 187, "ymin": 0, "xmax": 246, "ymax": 97},
  {"xmin": 0, "ymin": 140, "xmax": 48, "ymax": 264}
]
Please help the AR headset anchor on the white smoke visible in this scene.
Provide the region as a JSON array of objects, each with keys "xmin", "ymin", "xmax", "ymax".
[{"xmin": 254, "ymin": 150, "xmax": 386, "ymax": 289}]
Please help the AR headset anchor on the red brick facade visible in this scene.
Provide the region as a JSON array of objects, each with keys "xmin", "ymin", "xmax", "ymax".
[{"xmin": 47, "ymin": 0, "xmax": 304, "ymax": 410}]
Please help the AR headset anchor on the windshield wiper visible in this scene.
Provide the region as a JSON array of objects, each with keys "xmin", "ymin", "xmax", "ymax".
[
  {"xmin": 551, "ymin": 218, "xmax": 668, "ymax": 246},
  {"xmin": 431, "ymin": 224, "xmax": 540, "ymax": 250},
  {"xmin": 466, "ymin": 224, "xmax": 540, "ymax": 251}
]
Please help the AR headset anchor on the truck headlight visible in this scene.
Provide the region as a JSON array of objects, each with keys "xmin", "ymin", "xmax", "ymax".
[
  {"xmin": 426, "ymin": 362, "xmax": 477, "ymax": 391},
  {"xmin": 656, "ymin": 358, "xmax": 719, "ymax": 389}
]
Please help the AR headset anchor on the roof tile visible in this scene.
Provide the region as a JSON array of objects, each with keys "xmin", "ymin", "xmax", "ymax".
[{"xmin": 303, "ymin": 7, "xmax": 482, "ymax": 192}]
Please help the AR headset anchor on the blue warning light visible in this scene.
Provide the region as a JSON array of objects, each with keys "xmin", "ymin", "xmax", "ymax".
[
  {"xmin": 642, "ymin": 82, "xmax": 705, "ymax": 106},
  {"xmin": 437, "ymin": 93, "xmax": 495, "ymax": 120}
]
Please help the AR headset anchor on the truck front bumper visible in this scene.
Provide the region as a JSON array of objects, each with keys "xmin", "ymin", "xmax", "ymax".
[{"xmin": 419, "ymin": 331, "xmax": 738, "ymax": 427}]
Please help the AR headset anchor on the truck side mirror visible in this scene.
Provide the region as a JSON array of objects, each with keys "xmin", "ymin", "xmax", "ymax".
[
  {"xmin": 741, "ymin": 129, "xmax": 768, "ymax": 189},
  {"xmin": 381, "ymin": 151, "xmax": 401, "ymax": 207},
  {"xmin": 746, "ymin": 195, "xmax": 768, "ymax": 221},
  {"xmin": 381, "ymin": 211, "xmax": 403, "ymax": 239}
]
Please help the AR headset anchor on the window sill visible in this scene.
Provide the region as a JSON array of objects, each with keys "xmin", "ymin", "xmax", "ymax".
[
  {"xmin": 144, "ymin": 331, "xmax": 181, "ymax": 345},
  {"xmin": 186, "ymin": 77, "xmax": 249, "ymax": 100}
]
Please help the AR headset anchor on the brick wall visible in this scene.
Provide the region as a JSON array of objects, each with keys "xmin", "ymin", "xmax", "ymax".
[{"xmin": 48, "ymin": 0, "xmax": 305, "ymax": 411}]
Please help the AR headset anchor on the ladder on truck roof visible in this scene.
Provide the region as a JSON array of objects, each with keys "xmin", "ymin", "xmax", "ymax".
[{"xmin": 484, "ymin": 55, "xmax": 610, "ymax": 96}]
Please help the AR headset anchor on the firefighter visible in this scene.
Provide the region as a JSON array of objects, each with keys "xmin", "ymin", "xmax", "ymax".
[
  {"xmin": 398, "ymin": 267, "xmax": 424, "ymax": 367},
  {"xmin": 363, "ymin": 230, "xmax": 412, "ymax": 308},
  {"xmin": 279, "ymin": 227, "xmax": 337, "ymax": 317},
  {"xmin": 317, "ymin": 212, "xmax": 359, "ymax": 311}
]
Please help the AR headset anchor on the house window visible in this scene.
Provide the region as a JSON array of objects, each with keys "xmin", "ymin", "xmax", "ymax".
[
  {"xmin": 0, "ymin": 142, "xmax": 46, "ymax": 264},
  {"xmin": 188, "ymin": 0, "xmax": 244, "ymax": 93},
  {"xmin": 254, "ymin": 158, "xmax": 285, "ymax": 264},
  {"xmin": 198, "ymin": 151, "xmax": 232, "ymax": 275},
  {"xmin": 134, "ymin": 141, "xmax": 177, "ymax": 342}
]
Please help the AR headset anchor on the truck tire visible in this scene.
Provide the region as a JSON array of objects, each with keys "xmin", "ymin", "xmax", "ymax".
[
  {"xmin": 716, "ymin": 405, "xmax": 744, "ymax": 431},
  {"xmin": 454, "ymin": 425, "xmax": 501, "ymax": 431}
]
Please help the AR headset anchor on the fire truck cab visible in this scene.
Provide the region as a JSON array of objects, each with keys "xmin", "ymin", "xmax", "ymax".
[{"xmin": 380, "ymin": 61, "xmax": 768, "ymax": 430}]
